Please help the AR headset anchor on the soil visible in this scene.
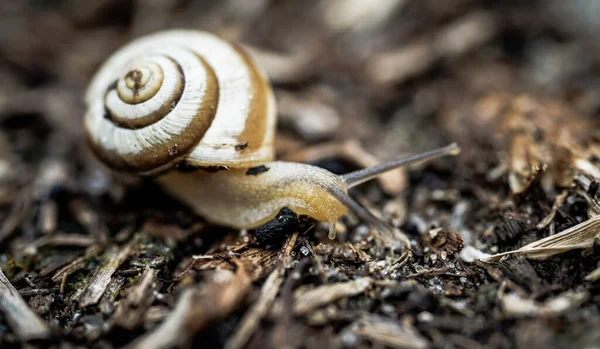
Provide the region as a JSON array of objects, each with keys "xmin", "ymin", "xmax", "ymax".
[{"xmin": 0, "ymin": 1, "xmax": 599, "ymax": 349}]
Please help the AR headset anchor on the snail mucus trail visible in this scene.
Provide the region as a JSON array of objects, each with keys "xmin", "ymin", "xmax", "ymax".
[{"xmin": 83, "ymin": 29, "xmax": 461, "ymax": 246}]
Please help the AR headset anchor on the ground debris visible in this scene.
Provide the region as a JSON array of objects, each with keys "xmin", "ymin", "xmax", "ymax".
[
  {"xmin": 585, "ymin": 264, "xmax": 600, "ymax": 282},
  {"xmin": 288, "ymin": 277, "xmax": 372, "ymax": 316},
  {"xmin": 536, "ymin": 190, "xmax": 568, "ymax": 229},
  {"xmin": 225, "ymin": 231, "xmax": 298, "ymax": 349},
  {"xmin": 425, "ymin": 228, "xmax": 464, "ymax": 256},
  {"xmin": 488, "ymin": 94, "xmax": 598, "ymax": 194},
  {"xmin": 128, "ymin": 263, "xmax": 251, "ymax": 349},
  {"xmin": 500, "ymin": 291, "xmax": 589, "ymax": 318},
  {"xmin": 350, "ymin": 314, "xmax": 430, "ymax": 349},
  {"xmin": 0, "ymin": 268, "xmax": 50, "ymax": 341},
  {"xmin": 192, "ymin": 247, "xmax": 278, "ymax": 281},
  {"xmin": 112, "ymin": 268, "xmax": 161, "ymax": 329},
  {"xmin": 487, "ymin": 214, "xmax": 600, "ymax": 261},
  {"xmin": 78, "ymin": 242, "xmax": 133, "ymax": 308},
  {"xmin": 2, "ymin": 1, "xmax": 600, "ymax": 347}
]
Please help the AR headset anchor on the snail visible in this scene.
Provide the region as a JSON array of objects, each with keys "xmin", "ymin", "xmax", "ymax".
[{"xmin": 84, "ymin": 29, "xmax": 460, "ymax": 244}]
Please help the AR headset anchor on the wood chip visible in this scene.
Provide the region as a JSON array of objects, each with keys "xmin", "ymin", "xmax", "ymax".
[
  {"xmin": 585, "ymin": 265, "xmax": 600, "ymax": 282},
  {"xmin": 78, "ymin": 243, "xmax": 133, "ymax": 308},
  {"xmin": 352, "ymin": 315, "xmax": 430, "ymax": 349},
  {"xmin": 501, "ymin": 291, "xmax": 589, "ymax": 318},
  {"xmin": 294, "ymin": 277, "xmax": 372, "ymax": 315},
  {"xmin": 51, "ymin": 245, "xmax": 102, "ymax": 284},
  {"xmin": 225, "ymin": 232, "xmax": 299, "ymax": 349},
  {"xmin": 128, "ymin": 264, "xmax": 251, "ymax": 349},
  {"xmin": 0, "ymin": 268, "xmax": 50, "ymax": 341},
  {"xmin": 536, "ymin": 190, "xmax": 568, "ymax": 229},
  {"xmin": 194, "ymin": 247, "xmax": 278, "ymax": 281},
  {"xmin": 226, "ymin": 263, "xmax": 284, "ymax": 349},
  {"xmin": 98, "ymin": 275, "xmax": 127, "ymax": 315},
  {"xmin": 113, "ymin": 268, "xmax": 161, "ymax": 329}
]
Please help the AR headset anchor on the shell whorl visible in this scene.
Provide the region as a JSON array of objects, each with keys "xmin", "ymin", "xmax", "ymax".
[{"xmin": 84, "ymin": 30, "xmax": 276, "ymax": 174}]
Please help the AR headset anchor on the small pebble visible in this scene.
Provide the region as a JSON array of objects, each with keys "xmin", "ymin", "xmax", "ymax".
[
  {"xmin": 340, "ymin": 328, "xmax": 359, "ymax": 347},
  {"xmin": 300, "ymin": 246, "xmax": 310, "ymax": 256},
  {"xmin": 417, "ymin": 311, "xmax": 434, "ymax": 322}
]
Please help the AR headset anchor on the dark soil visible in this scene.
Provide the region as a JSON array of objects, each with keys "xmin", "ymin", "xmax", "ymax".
[{"xmin": 0, "ymin": 1, "xmax": 599, "ymax": 349}]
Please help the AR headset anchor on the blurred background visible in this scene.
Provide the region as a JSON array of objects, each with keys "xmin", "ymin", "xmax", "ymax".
[
  {"xmin": 2, "ymin": 0, "xmax": 600, "ymax": 150},
  {"xmin": 2, "ymin": 0, "xmax": 600, "ymax": 162},
  {"xmin": 1, "ymin": 1, "xmax": 600, "ymax": 348}
]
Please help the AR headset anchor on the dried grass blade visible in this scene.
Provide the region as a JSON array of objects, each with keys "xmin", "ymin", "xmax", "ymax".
[{"xmin": 488, "ymin": 214, "xmax": 600, "ymax": 261}]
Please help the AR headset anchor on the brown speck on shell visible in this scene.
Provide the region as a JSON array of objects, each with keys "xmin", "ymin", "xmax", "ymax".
[
  {"xmin": 235, "ymin": 141, "xmax": 249, "ymax": 151},
  {"xmin": 246, "ymin": 165, "xmax": 270, "ymax": 176}
]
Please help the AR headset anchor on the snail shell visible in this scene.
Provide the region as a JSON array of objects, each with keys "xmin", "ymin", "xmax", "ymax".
[{"xmin": 84, "ymin": 30, "xmax": 276, "ymax": 175}]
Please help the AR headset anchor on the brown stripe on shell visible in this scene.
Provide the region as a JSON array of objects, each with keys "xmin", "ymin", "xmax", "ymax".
[
  {"xmin": 89, "ymin": 55, "xmax": 220, "ymax": 174},
  {"xmin": 231, "ymin": 43, "xmax": 271, "ymax": 152},
  {"xmin": 105, "ymin": 57, "xmax": 185, "ymax": 130},
  {"xmin": 84, "ymin": 122, "xmax": 126, "ymax": 170}
]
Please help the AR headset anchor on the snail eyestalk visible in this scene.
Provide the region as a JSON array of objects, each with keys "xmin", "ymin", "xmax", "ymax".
[
  {"xmin": 327, "ymin": 185, "xmax": 408, "ymax": 246},
  {"xmin": 341, "ymin": 143, "xmax": 461, "ymax": 188},
  {"xmin": 330, "ymin": 143, "xmax": 460, "ymax": 248}
]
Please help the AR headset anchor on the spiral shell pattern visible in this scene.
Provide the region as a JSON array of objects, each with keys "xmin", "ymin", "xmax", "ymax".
[{"xmin": 84, "ymin": 30, "xmax": 276, "ymax": 174}]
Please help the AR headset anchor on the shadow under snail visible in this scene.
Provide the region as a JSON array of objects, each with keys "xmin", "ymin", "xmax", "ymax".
[{"xmin": 84, "ymin": 29, "xmax": 460, "ymax": 246}]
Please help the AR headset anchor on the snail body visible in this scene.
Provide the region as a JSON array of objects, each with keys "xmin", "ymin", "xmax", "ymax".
[
  {"xmin": 157, "ymin": 162, "xmax": 348, "ymax": 230},
  {"xmin": 84, "ymin": 29, "xmax": 460, "ymax": 242}
]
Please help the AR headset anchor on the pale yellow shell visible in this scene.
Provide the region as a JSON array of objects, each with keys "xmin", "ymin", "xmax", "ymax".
[{"xmin": 84, "ymin": 29, "xmax": 277, "ymax": 174}]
